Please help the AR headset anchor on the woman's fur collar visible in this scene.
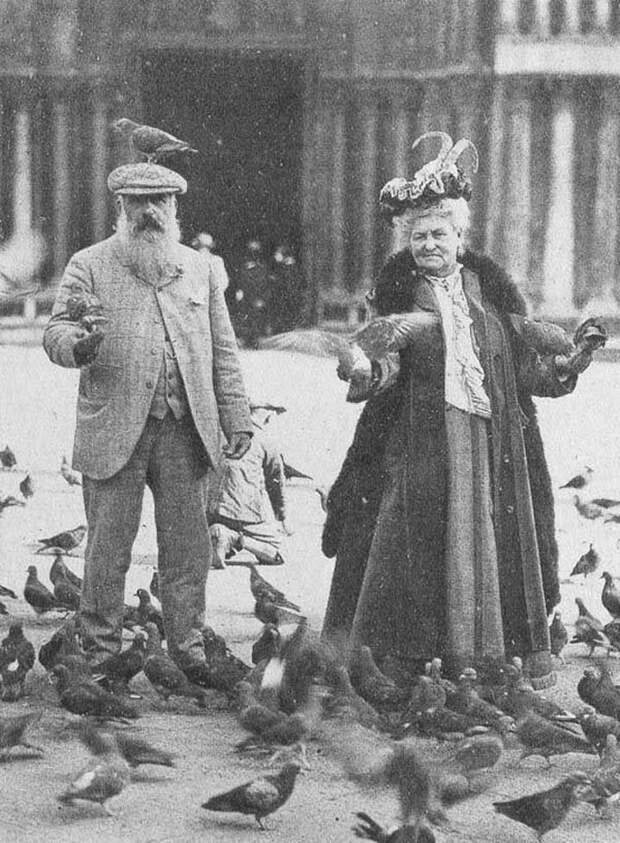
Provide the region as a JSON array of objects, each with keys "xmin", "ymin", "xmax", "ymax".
[{"xmin": 374, "ymin": 248, "xmax": 527, "ymax": 317}]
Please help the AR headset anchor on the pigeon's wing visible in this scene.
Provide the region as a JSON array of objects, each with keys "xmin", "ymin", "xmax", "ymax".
[
  {"xmin": 591, "ymin": 498, "xmax": 620, "ymax": 509},
  {"xmin": 508, "ymin": 314, "xmax": 574, "ymax": 356},
  {"xmin": 259, "ymin": 329, "xmax": 351, "ymax": 360},
  {"xmin": 244, "ymin": 777, "xmax": 280, "ymax": 810},
  {"xmin": 354, "ymin": 312, "xmax": 439, "ymax": 359}
]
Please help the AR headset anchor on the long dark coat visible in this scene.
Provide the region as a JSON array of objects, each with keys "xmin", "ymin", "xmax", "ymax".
[{"xmin": 322, "ymin": 249, "xmax": 573, "ymax": 671}]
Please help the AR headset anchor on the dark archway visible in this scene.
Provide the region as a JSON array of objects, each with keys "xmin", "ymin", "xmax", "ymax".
[{"xmin": 140, "ymin": 49, "xmax": 305, "ymax": 269}]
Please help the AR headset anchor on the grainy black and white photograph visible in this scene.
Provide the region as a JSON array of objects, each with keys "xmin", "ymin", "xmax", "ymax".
[{"xmin": 1, "ymin": 1, "xmax": 620, "ymax": 840}]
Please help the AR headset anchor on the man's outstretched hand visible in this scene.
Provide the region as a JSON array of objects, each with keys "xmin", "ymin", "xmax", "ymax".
[
  {"xmin": 223, "ymin": 432, "xmax": 252, "ymax": 460},
  {"xmin": 73, "ymin": 330, "xmax": 104, "ymax": 367}
]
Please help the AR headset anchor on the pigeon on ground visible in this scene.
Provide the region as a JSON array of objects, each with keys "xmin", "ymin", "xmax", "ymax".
[
  {"xmin": 51, "ymin": 663, "xmax": 139, "ymax": 720},
  {"xmin": 578, "ymin": 735, "xmax": 620, "ymax": 816},
  {"xmin": 252, "ymin": 624, "xmax": 281, "ymax": 665},
  {"xmin": 350, "ymin": 647, "xmax": 409, "ymax": 711},
  {"xmin": 50, "ymin": 552, "xmax": 82, "ymax": 590},
  {"xmin": 446, "ymin": 669, "xmax": 510, "ymax": 731},
  {"xmin": 604, "ymin": 620, "xmax": 620, "ymax": 652},
  {"xmin": 19, "ymin": 473, "xmax": 34, "ymax": 499},
  {"xmin": 549, "ymin": 611, "xmax": 569, "ymax": 662},
  {"xmin": 573, "ymin": 494, "xmax": 611, "ymax": 521},
  {"xmin": 0, "ymin": 494, "xmax": 25, "ymax": 512},
  {"xmin": 281, "ymin": 459, "xmax": 313, "ymax": 481},
  {"xmin": 202, "ymin": 761, "xmax": 301, "ymax": 829},
  {"xmin": 53, "ymin": 570, "xmax": 81, "ymax": 612},
  {"xmin": 36, "ymin": 524, "xmax": 86, "ymax": 553},
  {"xmin": 98, "ymin": 632, "xmax": 146, "ymax": 692},
  {"xmin": 578, "ymin": 706, "xmax": 620, "ymax": 754},
  {"xmin": 247, "ymin": 564, "xmax": 301, "ymax": 611},
  {"xmin": 493, "ymin": 772, "xmax": 593, "ymax": 838},
  {"xmin": 571, "ymin": 597, "xmax": 610, "ymax": 656},
  {"xmin": 0, "ymin": 583, "xmax": 17, "ymax": 600},
  {"xmin": 112, "ymin": 118, "xmax": 198, "ymax": 163},
  {"xmin": 570, "ymin": 544, "xmax": 600, "ymax": 578},
  {"xmin": 352, "ymin": 812, "xmax": 427, "ymax": 842},
  {"xmin": 447, "ymin": 734, "xmax": 503, "ymax": 773},
  {"xmin": 181, "ymin": 627, "xmax": 250, "ymax": 699},
  {"xmin": 236, "ymin": 680, "xmax": 310, "ymax": 750},
  {"xmin": 0, "ymin": 711, "xmax": 43, "ymax": 759},
  {"xmin": 38, "ymin": 616, "xmax": 82, "ymax": 671},
  {"xmin": 601, "ymin": 571, "xmax": 620, "ymax": 619},
  {"xmin": 24, "ymin": 565, "xmax": 61, "ymax": 614},
  {"xmin": 149, "ymin": 569, "xmax": 159, "ymax": 601},
  {"xmin": 322, "ymin": 664, "xmax": 383, "ymax": 730},
  {"xmin": 0, "ymin": 445, "xmax": 17, "ymax": 468},
  {"xmin": 142, "ymin": 622, "xmax": 206, "ymax": 706},
  {"xmin": 560, "ymin": 466, "xmax": 593, "ymax": 490},
  {"xmin": 515, "ymin": 711, "xmax": 596, "ymax": 763},
  {"xmin": 277, "ymin": 619, "xmax": 339, "ymax": 713},
  {"xmin": 0, "ymin": 622, "xmax": 36, "ymax": 701},
  {"xmin": 78, "ymin": 723, "xmax": 175, "ymax": 770},
  {"xmin": 496, "ymin": 663, "xmax": 576, "ymax": 722},
  {"xmin": 134, "ymin": 588, "xmax": 165, "ymax": 638},
  {"xmin": 403, "ymin": 671, "xmax": 447, "ymax": 723},
  {"xmin": 58, "ymin": 731, "xmax": 131, "ymax": 813},
  {"xmin": 406, "ymin": 705, "xmax": 474, "ymax": 740},
  {"xmin": 254, "ymin": 594, "xmax": 306, "ymax": 627},
  {"xmin": 578, "ymin": 663, "xmax": 620, "ymax": 719},
  {"xmin": 60, "ymin": 455, "xmax": 82, "ymax": 487}
]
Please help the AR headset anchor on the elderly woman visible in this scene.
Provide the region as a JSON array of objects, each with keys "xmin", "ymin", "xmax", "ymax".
[{"xmin": 321, "ymin": 133, "xmax": 601, "ymax": 686}]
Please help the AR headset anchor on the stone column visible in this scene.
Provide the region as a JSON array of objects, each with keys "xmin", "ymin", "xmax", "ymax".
[
  {"xmin": 91, "ymin": 89, "xmax": 109, "ymax": 243},
  {"xmin": 330, "ymin": 88, "xmax": 347, "ymax": 297},
  {"xmin": 52, "ymin": 98, "xmax": 71, "ymax": 282},
  {"xmin": 534, "ymin": 0, "xmax": 551, "ymax": 36},
  {"xmin": 503, "ymin": 80, "xmax": 533, "ymax": 296},
  {"xmin": 588, "ymin": 82, "xmax": 620, "ymax": 315},
  {"xmin": 542, "ymin": 82, "xmax": 577, "ymax": 317},
  {"xmin": 484, "ymin": 79, "xmax": 506, "ymax": 257},
  {"xmin": 357, "ymin": 89, "xmax": 378, "ymax": 297},
  {"xmin": 13, "ymin": 107, "xmax": 36, "ymax": 319},
  {"xmin": 387, "ymin": 89, "xmax": 411, "ymax": 256}
]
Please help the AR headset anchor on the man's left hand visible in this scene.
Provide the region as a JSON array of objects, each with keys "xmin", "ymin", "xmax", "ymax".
[{"xmin": 223, "ymin": 431, "xmax": 252, "ymax": 460}]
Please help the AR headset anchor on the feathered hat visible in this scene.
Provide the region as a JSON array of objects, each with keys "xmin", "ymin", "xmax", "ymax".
[{"xmin": 379, "ymin": 131, "xmax": 478, "ymax": 223}]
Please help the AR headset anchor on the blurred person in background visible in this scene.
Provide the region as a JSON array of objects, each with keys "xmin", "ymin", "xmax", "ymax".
[
  {"xmin": 269, "ymin": 242, "xmax": 307, "ymax": 334},
  {"xmin": 207, "ymin": 401, "xmax": 293, "ymax": 568},
  {"xmin": 191, "ymin": 231, "xmax": 230, "ymax": 293},
  {"xmin": 230, "ymin": 238, "xmax": 270, "ymax": 348}
]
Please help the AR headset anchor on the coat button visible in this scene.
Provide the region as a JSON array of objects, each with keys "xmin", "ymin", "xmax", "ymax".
[
  {"xmin": 151, "ymin": 348, "xmax": 158, "ymax": 355},
  {"xmin": 506, "ymin": 504, "xmax": 515, "ymax": 514},
  {"xmin": 503, "ymin": 454, "xmax": 510, "ymax": 464},
  {"xmin": 146, "ymin": 380, "xmax": 153, "ymax": 389}
]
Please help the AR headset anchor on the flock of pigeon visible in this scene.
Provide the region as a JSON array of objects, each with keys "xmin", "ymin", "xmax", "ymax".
[{"xmin": 3, "ymin": 447, "xmax": 620, "ymax": 839}]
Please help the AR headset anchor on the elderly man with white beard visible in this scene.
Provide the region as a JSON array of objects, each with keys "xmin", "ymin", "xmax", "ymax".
[{"xmin": 44, "ymin": 161, "xmax": 252, "ymax": 673}]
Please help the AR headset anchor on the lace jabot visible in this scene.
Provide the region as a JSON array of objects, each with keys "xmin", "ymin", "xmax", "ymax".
[{"xmin": 425, "ymin": 265, "xmax": 491, "ymax": 419}]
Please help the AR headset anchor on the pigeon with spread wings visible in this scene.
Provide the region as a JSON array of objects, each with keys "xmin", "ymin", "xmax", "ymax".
[{"xmin": 261, "ymin": 313, "xmax": 440, "ymax": 402}]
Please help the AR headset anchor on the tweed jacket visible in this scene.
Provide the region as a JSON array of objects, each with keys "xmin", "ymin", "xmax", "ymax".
[{"xmin": 43, "ymin": 235, "xmax": 252, "ymax": 480}]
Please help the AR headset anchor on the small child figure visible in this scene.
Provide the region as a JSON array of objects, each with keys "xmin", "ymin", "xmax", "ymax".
[{"xmin": 207, "ymin": 402, "xmax": 292, "ymax": 568}]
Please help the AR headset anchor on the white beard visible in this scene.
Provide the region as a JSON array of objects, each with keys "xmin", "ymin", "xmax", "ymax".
[{"xmin": 115, "ymin": 208, "xmax": 181, "ymax": 280}]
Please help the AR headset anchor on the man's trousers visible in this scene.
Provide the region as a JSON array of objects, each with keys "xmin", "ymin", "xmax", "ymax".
[{"xmin": 80, "ymin": 413, "xmax": 212, "ymax": 665}]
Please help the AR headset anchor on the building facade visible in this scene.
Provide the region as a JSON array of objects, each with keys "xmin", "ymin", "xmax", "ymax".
[{"xmin": 0, "ymin": 0, "xmax": 619, "ymax": 323}]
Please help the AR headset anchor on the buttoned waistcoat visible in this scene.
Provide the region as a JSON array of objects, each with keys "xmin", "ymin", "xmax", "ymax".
[{"xmin": 43, "ymin": 236, "xmax": 252, "ymax": 480}]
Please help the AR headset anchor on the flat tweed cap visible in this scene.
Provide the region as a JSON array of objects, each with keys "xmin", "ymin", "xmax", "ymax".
[{"xmin": 107, "ymin": 162, "xmax": 187, "ymax": 195}]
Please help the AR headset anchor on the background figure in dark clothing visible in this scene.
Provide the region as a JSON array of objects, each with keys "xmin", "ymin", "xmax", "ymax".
[
  {"xmin": 269, "ymin": 243, "xmax": 307, "ymax": 334},
  {"xmin": 231, "ymin": 239, "xmax": 270, "ymax": 348}
]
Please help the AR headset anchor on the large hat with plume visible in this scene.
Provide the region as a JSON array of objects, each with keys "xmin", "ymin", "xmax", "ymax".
[{"xmin": 379, "ymin": 132, "xmax": 478, "ymax": 222}]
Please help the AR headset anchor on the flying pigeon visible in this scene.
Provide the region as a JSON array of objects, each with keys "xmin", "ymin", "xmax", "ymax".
[{"xmin": 58, "ymin": 731, "xmax": 131, "ymax": 814}]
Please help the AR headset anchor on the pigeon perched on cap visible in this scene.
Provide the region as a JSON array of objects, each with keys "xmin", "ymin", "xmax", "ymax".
[{"xmin": 112, "ymin": 118, "xmax": 197, "ymax": 164}]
